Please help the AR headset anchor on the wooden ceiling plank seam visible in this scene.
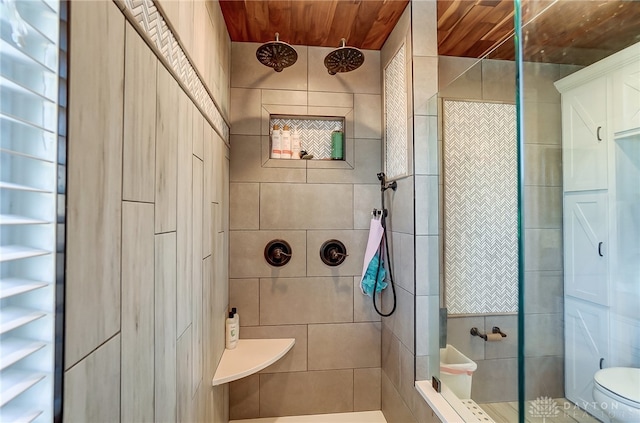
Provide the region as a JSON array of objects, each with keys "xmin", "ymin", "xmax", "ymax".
[
  {"xmin": 475, "ymin": 39, "xmax": 501, "ymax": 56},
  {"xmin": 520, "ymin": 0, "xmax": 558, "ymax": 29},
  {"xmin": 327, "ymin": 1, "xmax": 362, "ymax": 48},
  {"xmin": 456, "ymin": 22, "xmax": 499, "ymax": 58},
  {"xmin": 266, "ymin": 1, "xmax": 293, "ymax": 44},
  {"xmin": 480, "ymin": 10, "xmax": 514, "ymax": 41},
  {"xmin": 530, "ymin": 4, "xmax": 609, "ymax": 50},
  {"xmin": 361, "ymin": 1, "xmax": 409, "ymax": 49},
  {"xmin": 513, "ymin": 1, "xmax": 640, "ymax": 65},
  {"xmin": 437, "ymin": 0, "xmax": 453, "ymax": 21},
  {"xmin": 348, "ymin": 0, "xmax": 385, "ymax": 48},
  {"xmin": 479, "ymin": 36, "xmax": 512, "ymax": 60},
  {"xmin": 306, "ymin": 0, "xmax": 340, "ymax": 47},
  {"xmin": 437, "ymin": 0, "xmax": 461, "ymax": 28},
  {"xmin": 244, "ymin": 0, "xmax": 271, "ymax": 42},
  {"xmin": 481, "ymin": 0, "xmax": 514, "ymax": 25},
  {"xmin": 437, "ymin": 1, "xmax": 486, "ymax": 50},
  {"xmin": 547, "ymin": 2, "xmax": 640, "ymax": 50},
  {"xmin": 437, "ymin": 0, "xmax": 477, "ymax": 32},
  {"xmin": 477, "ymin": 0, "xmax": 503, "ymax": 7},
  {"xmin": 439, "ymin": 4, "xmax": 496, "ymax": 56},
  {"xmin": 219, "ymin": 1, "xmax": 251, "ymax": 42},
  {"xmin": 290, "ymin": 1, "xmax": 314, "ymax": 46}
]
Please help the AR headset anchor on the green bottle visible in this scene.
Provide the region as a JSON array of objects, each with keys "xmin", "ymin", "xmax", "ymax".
[{"xmin": 331, "ymin": 129, "xmax": 343, "ymax": 160}]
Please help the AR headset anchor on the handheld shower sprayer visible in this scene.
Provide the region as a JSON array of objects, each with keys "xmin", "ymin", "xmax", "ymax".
[
  {"xmin": 377, "ymin": 172, "xmax": 398, "ymax": 192},
  {"xmin": 371, "ymin": 172, "xmax": 397, "ymax": 317}
]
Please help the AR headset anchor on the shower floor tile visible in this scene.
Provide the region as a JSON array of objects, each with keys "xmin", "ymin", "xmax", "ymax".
[
  {"xmin": 230, "ymin": 411, "xmax": 387, "ymax": 423},
  {"xmin": 480, "ymin": 398, "xmax": 601, "ymax": 423}
]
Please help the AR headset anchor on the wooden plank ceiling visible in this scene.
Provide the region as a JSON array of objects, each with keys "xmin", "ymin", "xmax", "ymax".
[
  {"xmin": 219, "ymin": 0, "xmax": 640, "ymax": 65},
  {"xmin": 438, "ymin": 0, "xmax": 640, "ymax": 65},
  {"xmin": 218, "ymin": 0, "xmax": 410, "ymax": 50},
  {"xmin": 437, "ymin": 0, "xmax": 517, "ymax": 59}
]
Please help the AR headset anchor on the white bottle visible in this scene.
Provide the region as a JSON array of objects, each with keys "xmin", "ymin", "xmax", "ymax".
[
  {"xmin": 231, "ymin": 307, "xmax": 240, "ymax": 339},
  {"xmin": 225, "ymin": 312, "xmax": 238, "ymax": 350},
  {"xmin": 271, "ymin": 124, "xmax": 282, "ymax": 159},
  {"xmin": 291, "ymin": 127, "xmax": 301, "ymax": 159},
  {"xmin": 281, "ymin": 125, "xmax": 292, "ymax": 159}
]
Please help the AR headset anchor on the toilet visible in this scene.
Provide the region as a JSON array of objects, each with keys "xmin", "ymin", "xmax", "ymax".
[{"xmin": 592, "ymin": 367, "xmax": 640, "ymax": 423}]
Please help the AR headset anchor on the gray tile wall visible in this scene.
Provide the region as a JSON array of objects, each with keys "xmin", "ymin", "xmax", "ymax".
[
  {"xmin": 64, "ymin": 2, "xmax": 231, "ymax": 422},
  {"xmin": 381, "ymin": 5, "xmax": 417, "ymax": 422},
  {"xmin": 521, "ymin": 61, "xmax": 582, "ymax": 402},
  {"xmin": 437, "ymin": 58, "xmax": 575, "ymax": 403},
  {"xmin": 228, "ymin": 40, "xmax": 383, "ymax": 418},
  {"xmin": 380, "ymin": 2, "xmax": 442, "ymax": 423}
]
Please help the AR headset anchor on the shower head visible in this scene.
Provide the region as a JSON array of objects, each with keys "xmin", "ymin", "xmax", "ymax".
[
  {"xmin": 324, "ymin": 38, "xmax": 364, "ymax": 75},
  {"xmin": 256, "ymin": 33, "xmax": 298, "ymax": 72}
]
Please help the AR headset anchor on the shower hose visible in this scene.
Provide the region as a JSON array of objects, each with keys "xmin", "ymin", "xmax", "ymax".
[{"xmin": 372, "ymin": 172, "xmax": 397, "ymax": 317}]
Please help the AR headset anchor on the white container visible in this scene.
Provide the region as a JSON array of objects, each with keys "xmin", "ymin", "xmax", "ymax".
[
  {"xmin": 281, "ymin": 125, "xmax": 292, "ymax": 159},
  {"xmin": 225, "ymin": 312, "xmax": 238, "ymax": 349},
  {"xmin": 291, "ymin": 127, "xmax": 301, "ymax": 159},
  {"xmin": 271, "ymin": 124, "xmax": 282, "ymax": 159},
  {"xmin": 231, "ymin": 307, "xmax": 240, "ymax": 339},
  {"xmin": 439, "ymin": 344, "xmax": 477, "ymax": 399}
]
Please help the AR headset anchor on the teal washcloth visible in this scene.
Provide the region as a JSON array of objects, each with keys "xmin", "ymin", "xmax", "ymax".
[{"xmin": 361, "ymin": 253, "xmax": 387, "ymax": 296}]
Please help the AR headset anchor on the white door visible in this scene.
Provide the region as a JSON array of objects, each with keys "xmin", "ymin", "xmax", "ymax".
[
  {"xmin": 563, "ymin": 77, "xmax": 608, "ymax": 191},
  {"xmin": 564, "ymin": 192, "xmax": 609, "ymax": 306},
  {"xmin": 612, "ymin": 61, "xmax": 640, "ymax": 135},
  {"xmin": 565, "ymin": 297, "xmax": 609, "ymax": 418}
]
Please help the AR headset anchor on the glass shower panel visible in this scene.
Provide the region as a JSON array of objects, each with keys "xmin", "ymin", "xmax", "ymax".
[
  {"xmin": 436, "ymin": 49, "xmax": 522, "ymax": 420},
  {"xmin": 517, "ymin": 1, "xmax": 640, "ymax": 423}
]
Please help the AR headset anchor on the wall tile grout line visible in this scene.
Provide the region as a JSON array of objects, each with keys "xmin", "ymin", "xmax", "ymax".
[
  {"xmin": 64, "ymin": 331, "xmax": 122, "ymax": 373},
  {"xmin": 119, "ymin": 20, "xmax": 127, "ymax": 422}
]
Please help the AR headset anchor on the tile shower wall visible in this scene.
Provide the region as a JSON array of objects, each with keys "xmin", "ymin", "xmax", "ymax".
[
  {"xmin": 438, "ymin": 57, "xmax": 581, "ymax": 403},
  {"xmin": 380, "ymin": 3, "xmax": 441, "ymax": 423},
  {"xmin": 443, "ymin": 100, "xmax": 518, "ymax": 314},
  {"xmin": 384, "ymin": 44, "xmax": 409, "ymax": 179},
  {"xmin": 228, "ymin": 41, "xmax": 384, "ymax": 419},
  {"xmin": 63, "ymin": 1, "xmax": 230, "ymax": 421}
]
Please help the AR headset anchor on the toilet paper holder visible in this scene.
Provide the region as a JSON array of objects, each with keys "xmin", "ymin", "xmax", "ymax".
[{"xmin": 470, "ymin": 326, "xmax": 507, "ymax": 341}]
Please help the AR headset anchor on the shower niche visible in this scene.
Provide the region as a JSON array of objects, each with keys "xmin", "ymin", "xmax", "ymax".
[{"xmin": 268, "ymin": 115, "xmax": 345, "ymax": 161}]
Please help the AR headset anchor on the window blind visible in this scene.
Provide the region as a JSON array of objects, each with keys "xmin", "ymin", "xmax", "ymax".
[{"xmin": 0, "ymin": 0, "xmax": 63, "ymax": 421}]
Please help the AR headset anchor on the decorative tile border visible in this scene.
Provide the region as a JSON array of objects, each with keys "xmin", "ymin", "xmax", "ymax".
[
  {"xmin": 384, "ymin": 44, "xmax": 408, "ymax": 179},
  {"xmin": 120, "ymin": 0, "xmax": 229, "ymax": 142},
  {"xmin": 443, "ymin": 100, "xmax": 518, "ymax": 314}
]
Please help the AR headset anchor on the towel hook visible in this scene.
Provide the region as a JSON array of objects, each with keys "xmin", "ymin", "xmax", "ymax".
[{"xmin": 371, "ymin": 208, "xmax": 388, "ymax": 218}]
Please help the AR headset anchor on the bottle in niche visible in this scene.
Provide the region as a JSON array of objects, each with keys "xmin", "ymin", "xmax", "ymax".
[
  {"xmin": 225, "ymin": 312, "xmax": 238, "ymax": 350},
  {"xmin": 271, "ymin": 124, "xmax": 282, "ymax": 159},
  {"xmin": 231, "ymin": 307, "xmax": 240, "ymax": 339},
  {"xmin": 281, "ymin": 124, "xmax": 292, "ymax": 159},
  {"xmin": 331, "ymin": 128, "xmax": 343, "ymax": 160},
  {"xmin": 291, "ymin": 127, "xmax": 301, "ymax": 159}
]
